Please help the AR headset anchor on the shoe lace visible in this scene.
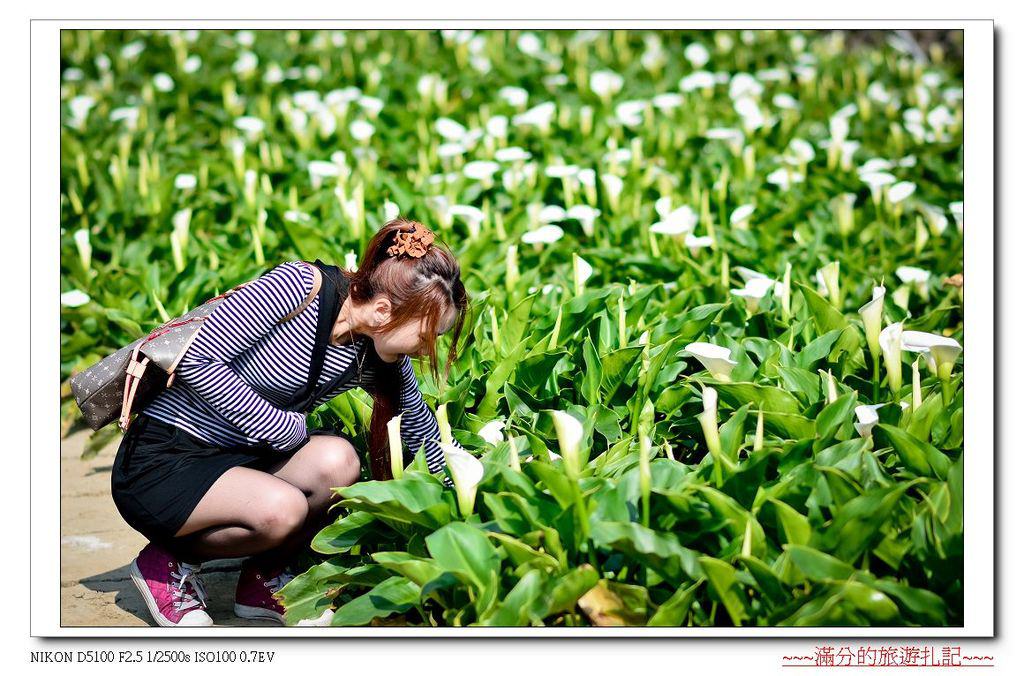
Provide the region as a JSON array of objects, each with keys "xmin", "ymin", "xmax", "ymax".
[
  {"xmin": 170, "ymin": 562, "xmax": 208, "ymax": 612},
  {"xmin": 263, "ymin": 569, "xmax": 296, "ymax": 594}
]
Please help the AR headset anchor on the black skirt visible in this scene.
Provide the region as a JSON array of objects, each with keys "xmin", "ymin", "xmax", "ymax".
[{"xmin": 110, "ymin": 412, "xmax": 321, "ymax": 544}]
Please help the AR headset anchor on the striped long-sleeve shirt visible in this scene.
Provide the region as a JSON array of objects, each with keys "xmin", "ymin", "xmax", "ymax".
[{"xmin": 142, "ymin": 260, "xmax": 464, "ymax": 476}]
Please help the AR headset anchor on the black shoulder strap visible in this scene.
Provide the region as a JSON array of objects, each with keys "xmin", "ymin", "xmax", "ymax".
[{"xmin": 283, "ymin": 259, "xmax": 346, "ymax": 412}]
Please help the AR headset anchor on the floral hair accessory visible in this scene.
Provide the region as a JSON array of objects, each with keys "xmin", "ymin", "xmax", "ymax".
[{"xmin": 387, "ymin": 222, "xmax": 436, "ymax": 259}]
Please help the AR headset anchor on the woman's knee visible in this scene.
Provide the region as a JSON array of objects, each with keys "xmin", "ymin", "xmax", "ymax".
[
  {"xmin": 250, "ymin": 486, "xmax": 308, "ymax": 542},
  {"xmin": 313, "ymin": 437, "xmax": 362, "ymax": 489}
]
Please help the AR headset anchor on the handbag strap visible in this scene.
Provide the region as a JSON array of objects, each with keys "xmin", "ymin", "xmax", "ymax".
[{"xmin": 281, "ymin": 261, "xmax": 322, "ymax": 322}]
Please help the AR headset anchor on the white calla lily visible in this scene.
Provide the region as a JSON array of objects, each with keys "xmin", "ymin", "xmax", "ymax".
[
  {"xmin": 573, "ymin": 254, "xmax": 594, "ymax": 294},
  {"xmin": 550, "ymin": 410, "xmax": 585, "ymax": 479},
  {"xmin": 566, "ymin": 205, "xmax": 601, "ymax": 237},
  {"xmin": 477, "ymin": 419, "xmax": 506, "ymax": 446},
  {"xmin": 60, "ymin": 290, "xmax": 91, "ymax": 308},
  {"xmin": 900, "ymin": 331, "xmax": 962, "ymax": 380},
  {"xmin": 521, "ymin": 224, "xmax": 564, "ymax": 245},
  {"xmin": 879, "ymin": 322, "xmax": 904, "ymax": 397},
  {"xmin": 730, "ymin": 276, "xmax": 775, "ymax": 314},
  {"xmin": 896, "ymin": 266, "xmax": 931, "ymax": 299},
  {"xmin": 730, "ymin": 204, "xmax": 755, "ymax": 230},
  {"xmin": 859, "ymin": 284, "xmax": 886, "ymax": 360},
  {"xmin": 589, "ymin": 70, "xmax": 624, "ymax": 101},
  {"xmin": 684, "ymin": 342, "xmax": 738, "ymax": 382},
  {"xmin": 441, "ymin": 443, "xmax": 484, "ymax": 518}
]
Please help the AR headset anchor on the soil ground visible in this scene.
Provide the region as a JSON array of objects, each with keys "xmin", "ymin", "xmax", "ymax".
[{"xmin": 60, "ymin": 427, "xmax": 273, "ymax": 627}]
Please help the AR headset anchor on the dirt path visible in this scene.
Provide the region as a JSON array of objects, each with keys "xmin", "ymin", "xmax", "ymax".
[{"xmin": 60, "ymin": 427, "xmax": 273, "ymax": 627}]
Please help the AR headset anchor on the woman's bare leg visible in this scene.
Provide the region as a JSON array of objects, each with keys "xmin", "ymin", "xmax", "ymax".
[
  {"xmin": 167, "ymin": 466, "xmax": 309, "ymax": 563},
  {"xmin": 258, "ymin": 435, "xmax": 362, "ymax": 565}
]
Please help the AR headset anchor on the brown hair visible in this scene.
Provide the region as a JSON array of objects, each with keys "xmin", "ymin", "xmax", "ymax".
[{"xmin": 341, "ymin": 218, "xmax": 470, "ymax": 480}]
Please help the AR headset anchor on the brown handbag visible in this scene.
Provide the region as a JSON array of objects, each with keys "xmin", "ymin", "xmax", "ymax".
[{"xmin": 69, "ymin": 261, "xmax": 322, "ymax": 432}]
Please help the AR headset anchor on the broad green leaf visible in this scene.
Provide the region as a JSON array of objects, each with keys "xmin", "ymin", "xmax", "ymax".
[
  {"xmin": 336, "ymin": 478, "xmax": 451, "ymax": 529},
  {"xmin": 477, "ymin": 569, "xmax": 546, "ymax": 627},
  {"xmin": 814, "ymin": 391, "xmax": 857, "ymax": 450},
  {"xmin": 312, "ymin": 511, "xmax": 378, "ymax": 554},
  {"xmin": 715, "ymin": 382, "xmax": 803, "ymax": 415},
  {"xmin": 370, "ymin": 551, "xmax": 446, "ymax": 588},
  {"xmin": 698, "ymin": 557, "xmax": 750, "ymax": 625},
  {"xmin": 785, "ymin": 544, "xmax": 855, "ymax": 582},
  {"xmin": 425, "ymin": 521, "xmax": 502, "ymax": 616},
  {"xmin": 768, "ymin": 498, "xmax": 811, "ymax": 546},
  {"xmin": 647, "ymin": 580, "xmax": 702, "ymax": 626},
  {"xmin": 590, "ymin": 520, "xmax": 701, "ymax": 582},
  {"xmin": 331, "ymin": 576, "xmax": 421, "ymax": 626},
  {"xmin": 878, "ymin": 424, "xmax": 951, "ymax": 479}
]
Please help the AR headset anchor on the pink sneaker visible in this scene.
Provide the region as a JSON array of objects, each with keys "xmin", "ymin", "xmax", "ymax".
[
  {"xmin": 234, "ymin": 559, "xmax": 333, "ymax": 626},
  {"xmin": 128, "ymin": 542, "xmax": 213, "ymax": 627},
  {"xmin": 233, "ymin": 558, "xmax": 294, "ymax": 624}
]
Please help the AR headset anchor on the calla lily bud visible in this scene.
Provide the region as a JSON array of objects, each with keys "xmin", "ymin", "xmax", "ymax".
[
  {"xmin": 435, "ymin": 403, "xmax": 453, "ymax": 446},
  {"xmin": 573, "ymin": 253, "xmax": 594, "ymax": 296},
  {"xmin": 440, "ymin": 443, "xmax": 483, "ymax": 518},
  {"xmin": 503, "ymin": 245, "xmax": 520, "ymax": 292},
  {"xmin": 551, "ymin": 410, "xmax": 585, "ymax": 480},
  {"xmin": 859, "ymin": 283, "xmax": 886, "ymax": 360},
  {"xmin": 386, "ymin": 412, "xmax": 404, "ymax": 480},
  {"xmin": 753, "ymin": 409, "xmax": 764, "ymax": 453},
  {"xmin": 817, "ymin": 261, "xmax": 842, "ymax": 309},
  {"xmin": 697, "ymin": 386, "xmax": 728, "ymax": 485},
  {"xmin": 879, "ymin": 322, "xmax": 904, "ymax": 397},
  {"xmin": 73, "ymin": 227, "xmax": 92, "ymax": 273},
  {"xmin": 820, "ymin": 368, "xmax": 838, "ymax": 404}
]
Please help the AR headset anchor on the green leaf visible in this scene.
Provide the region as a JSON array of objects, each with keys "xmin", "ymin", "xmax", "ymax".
[
  {"xmin": 425, "ymin": 522, "xmax": 502, "ymax": 616},
  {"xmin": 877, "ymin": 424, "xmax": 951, "ymax": 479},
  {"xmin": 795, "ymin": 329, "xmax": 843, "ymax": 370},
  {"xmin": 719, "ymin": 403, "xmax": 750, "ymax": 462},
  {"xmin": 311, "ymin": 511, "xmax": 378, "ymax": 554},
  {"xmin": 279, "ymin": 561, "xmax": 388, "ymax": 626},
  {"xmin": 647, "ymin": 580, "xmax": 702, "ymax": 626},
  {"xmin": 582, "ymin": 335, "xmax": 603, "ymax": 406},
  {"xmin": 336, "ymin": 478, "xmax": 452, "ymax": 529},
  {"xmin": 477, "ymin": 569, "xmax": 546, "ymax": 627},
  {"xmin": 715, "ymin": 382, "xmax": 803, "ymax": 415},
  {"xmin": 601, "ymin": 346, "xmax": 644, "ymax": 403},
  {"xmin": 478, "ymin": 337, "xmax": 530, "ymax": 419},
  {"xmin": 698, "ymin": 557, "xmax": 750, "ymax": 625},
  {"xmin": 814, "ymin": 392, "xmax": 857, "ymax": 450},
  {"xmin": 590, "ymin": 520, "xmax": 701, "ymax": 582},
  {"xmin": 869, "ymin": 579, "xmax": 948, "ymax": 625},
  {"xmin": 330, "ymin": 577, "xmax": 421, "ymax": 626},
  {"xmin": 777, "ymin": 366, "xmax": 824, "ymax": 406},
  {"xmin": 370, "ymin": 551, "xmax": 446, "ymax": 588},
  {"xmin": 785, "ymin": 544, "xmax": 855, "ymax": 582},
  {"xmin": 768, "ymin": 498, "xmax": 811, "ymax": 546}
]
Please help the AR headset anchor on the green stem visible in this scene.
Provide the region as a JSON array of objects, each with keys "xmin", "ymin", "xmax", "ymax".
[
  {"xmin": 872, "ymin": 352, "xmax": 880, "ymax": 402},
  {"xmin": 941, "ymin": 378, "xmax": 954, "ymax": 407}
]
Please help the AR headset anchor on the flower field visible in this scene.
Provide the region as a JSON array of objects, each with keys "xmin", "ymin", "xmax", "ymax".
[{"xmin": 59, "ymin": 29, "xmax": 965, "ymax": 627}]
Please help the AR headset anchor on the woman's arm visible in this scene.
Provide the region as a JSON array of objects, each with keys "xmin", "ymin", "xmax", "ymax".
[
  {"xmin": 396, "ymin": 354, "xmax": 462, "ymax": 485},
  {"xmin": 174, "ymin": 261, "xmax": 315, "ymax": 452}
]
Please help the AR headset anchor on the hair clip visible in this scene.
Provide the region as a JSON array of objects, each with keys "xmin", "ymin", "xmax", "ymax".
[{"xmin": 386, "ymin": 222, "xmax": 436, "ymax": 259}]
